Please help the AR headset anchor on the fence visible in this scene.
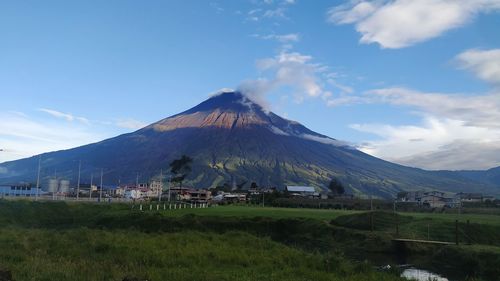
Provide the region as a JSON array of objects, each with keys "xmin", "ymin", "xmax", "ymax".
[
  {"xmin": 332, "ymin": 211, "xmax": 500, "ymax": 246},
  {"xmin": 133, "ymin": 202, "xmax": 210, "ymax": 212}
]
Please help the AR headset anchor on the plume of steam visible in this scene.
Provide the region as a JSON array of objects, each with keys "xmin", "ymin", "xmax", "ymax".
[{"xmin": 236, "ymin": 51, "xmax": 325, "ymax": 108}]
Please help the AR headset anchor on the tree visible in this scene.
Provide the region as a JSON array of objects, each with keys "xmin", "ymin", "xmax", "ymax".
[
  {"xmin": 169, "ymin": 155, "xmax": 193, "ymax": 188},
  {"xmin": 328, "ymin": 178, "xmax": 345, "ymax": 195},
  {"xmin": 250, "ymin": 182, "xmax": 258, "ymax": 190}
]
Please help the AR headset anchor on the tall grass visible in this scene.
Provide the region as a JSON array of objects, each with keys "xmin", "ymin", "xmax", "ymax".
[{"xmin": 0, "ymin": 228, "xmax": 403, "ymax": 281}]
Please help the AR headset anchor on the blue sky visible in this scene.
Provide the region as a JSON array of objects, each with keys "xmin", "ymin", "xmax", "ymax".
[{"xmin": 1, "ymin": 0, "xmax": 500, "ymax": 170}]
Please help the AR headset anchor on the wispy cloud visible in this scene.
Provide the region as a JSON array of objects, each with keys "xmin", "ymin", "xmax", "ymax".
[
  {"xmin": 238, "ymin": 47, "xmax": 355, "ymax": 110},
  {"xmin": 238, "ymin": 51, "xmax": 325, "ymax": 103},
  {"xmin": 455, "ymin": 48, "xmax": 500, "ymax": 85},
  {"xmin": 327, "ymin": 0, "xmax": 500, "ymax": 49},
  {"xmin": 252, "ymin": 33, "xmax": 300, "ymax": 43},
  {"xmin": 246, "ymin": 0, "xmax": 295, "ymax": 21},
  {"xmin": 0, "ymin": 110, "xmax": 148, "ymax": 163},
  {"xmin": 351, "ymin": 116, "xmax": 500, "ymax": 170},
  {"xmin": 323, "ymin": 46, "xmax": 500, "ymax": 170},
  {"xmin": 115, "ymin": 118, "xmax": 147, "ymax": 130},
  {"xmin": 0, "ymin": 111, "xmax": 104, "ymax": 163},
  {"xmin": 39, "ymin": 108, "xmax": 90, "ymax": 124},
  {"xmin": 209, "ymin": 2, "xmax": 224, "ymax": 14}
]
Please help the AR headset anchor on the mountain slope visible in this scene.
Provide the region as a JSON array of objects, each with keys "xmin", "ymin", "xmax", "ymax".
[{"xmin": 0, "ymin": 91, "xmax": 498, "ymax": 198}]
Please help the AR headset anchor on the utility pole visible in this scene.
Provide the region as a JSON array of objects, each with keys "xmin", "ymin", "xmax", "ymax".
[
  {"xmin": 370, "ymin": 191, "xmax": 374, "ymax": 232},
  {"xmin": 76, "ymin": 160, "xmax": 81, "ymax": 201},
  {"xmin": 99, "ymin": 168, "xmax": 103, "ymax": 202},
  {"xmin": 158, "ymin": 169, "xmax": 163, "ymax": 202},
  {"xmin": 89, "ymin": 173, "xmax": 93, "ymax": 199},
  {"xmin": 136, "ymin": 173, "xmax": 139, "ymax": 187},
  {"xmin": 262, "ymin": 191, "xmax": 265, "ymax": 207},
  {"xmin": 36, "ymin": 155, "xmax": 41, "ymax": 201},
  {"xmin": 53, "ymin": 169, "xmax": 57, "ymax": 201},
  {"xmin": 168, "ymin": 175, "xmax": 171, "ymax": 202}
]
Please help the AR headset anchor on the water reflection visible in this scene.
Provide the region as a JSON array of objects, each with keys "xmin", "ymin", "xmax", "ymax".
[{"xmin": 401, "ymin": 268, "xmax": 449, "ymax": 281}]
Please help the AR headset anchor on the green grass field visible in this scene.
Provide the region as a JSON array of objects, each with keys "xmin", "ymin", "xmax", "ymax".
[
  {"xmin": 0, "ymin": 228, "xmax": 404, "ymax": 281},
  {"xmin": 157, "ymin": 204, "xmax": 359, "ymax": 220},
  {"xmin": 1, "ymin": 200, "xmax": 499, "ymax": 281},
  {"xmin": 157, "ymin": 204, "xmax": 500, "ymax": 225},
  {"xmin": 0, "ymin": 200, "xmax": 405, "ymax": 281}
]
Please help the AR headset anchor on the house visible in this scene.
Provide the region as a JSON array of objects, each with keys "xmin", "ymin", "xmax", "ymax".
[
  {"xmin": 286, "ymin": 186, "xmax": 318, "ymax": 198},
  {"xmin": 0, "ymin": 185, "xmax": 44, "ymax": 197},
  {"xmin": 482, "ymin": 195, "xmax": 495, "ymax": 202},
  {"xmin": 148, "ymin": 180, "xmax": 163, "ymax": 198},
  {"xmin": 169, "ymin": 186, "xmax": 192, "ymax": 201},
  {"xmin": 223, "ymin": 193, "xmax": 247, "ymax": 202},
  {"xmin": 397, "ymin": 191, "xmax": 424, "ymax": 202},
  {"xmin": 212, "ymin": 192, "xmax": 246, "ymax": 203},
  {"xmin": 420, "ymin": 194, "xmax": 446, "ymax": 208},
  {"xmin": 125, "ymin": 188, "xmax": 144, "ymax": 200},
  {"xmin": 189, "ymin": 189, "xmax": 212, "ymax": 203},
  {"xmin": 397, "ymin": 190, "xmax": 457, "ymax": 208},
  {"xmin": 456, "ymin": 192, "xmax": 483, "ymax": 203}
]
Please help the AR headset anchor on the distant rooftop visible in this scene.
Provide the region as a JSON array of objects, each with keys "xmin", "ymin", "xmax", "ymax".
[{"xmin": 286, "ymin": 186, "xmax": 316, "ymax": 193}]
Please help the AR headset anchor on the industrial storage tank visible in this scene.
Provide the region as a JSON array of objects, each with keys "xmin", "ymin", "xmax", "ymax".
[
  {"xmin": 59, "ymin": 180, "xmax": 70, "ymax": 194},
  {"xmin": 48, "ymin": 179, "xmax": 59, "ymax": 193}
]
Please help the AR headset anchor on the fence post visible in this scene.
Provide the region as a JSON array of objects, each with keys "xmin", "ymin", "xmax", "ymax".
[
  {"xmin": 394, "ymin": 204, "xmax": 399, "ymax": 237},
  {"xmin": 455, "ymin": 220, "xmax": 459, "ymax": 245},
  {"xmin": 427, "ymin": 223, "xmax": 430, "ymax": 240},
  {"xmin": 370, "ymin": 211, "xmax": 374, "ymax": 232},
  {"xmin": 467, "ymin": 220, "xmax": 471, "ymax": 245}
]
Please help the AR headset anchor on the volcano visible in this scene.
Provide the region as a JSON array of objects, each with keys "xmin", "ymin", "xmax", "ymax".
[{"xmin": 0, "ymin": 91, "xmax": 497, "ymax": 197}]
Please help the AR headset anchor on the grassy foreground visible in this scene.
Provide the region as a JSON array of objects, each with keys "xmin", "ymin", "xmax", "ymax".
[
  {"xmin": 0, "ymin": 200, "xmax": 403, "ymax": 281},
  {"xmin": 0, "ymin": 228, "xmax": 402, "ymax": 281},
  {"xmin": 1, "ymin": 200, "xmax": 500, "ymax": 280}
]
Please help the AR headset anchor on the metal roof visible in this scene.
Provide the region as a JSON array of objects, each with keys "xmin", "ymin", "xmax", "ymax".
[{"xmin": 286, "ymin": 186, "xmax": 315, "ymax": 193}]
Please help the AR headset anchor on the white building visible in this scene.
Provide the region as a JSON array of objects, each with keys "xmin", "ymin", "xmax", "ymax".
[
  {"xmin": 286, "ymin": 186, "xmax": 319, "ymax": 198},
  {"xmin": 0, "ymin": 185, "xmax": 44, "ymax": 197}
]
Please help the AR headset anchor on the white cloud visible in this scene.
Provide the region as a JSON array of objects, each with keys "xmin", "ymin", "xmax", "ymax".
[
  {"xmin": 328, "ymin": 0, "xmax": 500, "ymax": 48},
  {"xmin": 0, "ymin": 112, "xmax": 104, "ymax": 163},
  {"xmin": 300, "ymin": 133, "xmax": 352, "ymax": 147},
  {"xmin": 352, "ymin": 116, "xmax": 500, "ymax": 170},
  {"xmin": 246, "ymin": 0, "xmax": 294, "ymax": 22},
  {"xmin": 39, "ymin": 108, "xmax": 90, "ymax": 125},
  {"xmin": 238, "ymin": 51, "xmax": 326, "ymax": 102},
  {"xmin": 456, "ymin": 48, "xmax": 500, "ymax": 85},
  {"xmin": 252, "ymin": 33, "xmax": 300, "ymax": 43},
  {"xmin": 327, "ymin": 86, "xmax": 500, "ymax": 128},
  {"xmin": 0, "ymin": 110, "xmax": 147, "ymax": 163},
  {"xmin": 115, "ymin": 119, "xmax": 147, "ymax": 130},
  {"xmin": 263, "ymin": 7, "xmax": 287, "ymax": 19},
  {"xmin": 397, "ymin": 140, "xmax": 500, "ymax": 170},
  {"xmin": 339, "ymin": 85, "xmax": 500, "ymax": 170},
  {"xmin": 367, "ymin": 87, "xmax": 500, "ymax": 128}
]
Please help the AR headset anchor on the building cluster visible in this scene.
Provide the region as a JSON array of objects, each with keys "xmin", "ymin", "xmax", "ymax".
[
  {"xmin": 0, "ymin": 185, "xmax": 43, "ymax": 197},
  {"xmin": 396, "ymin": 190, "xmax": 495, "ymax": 208}
]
